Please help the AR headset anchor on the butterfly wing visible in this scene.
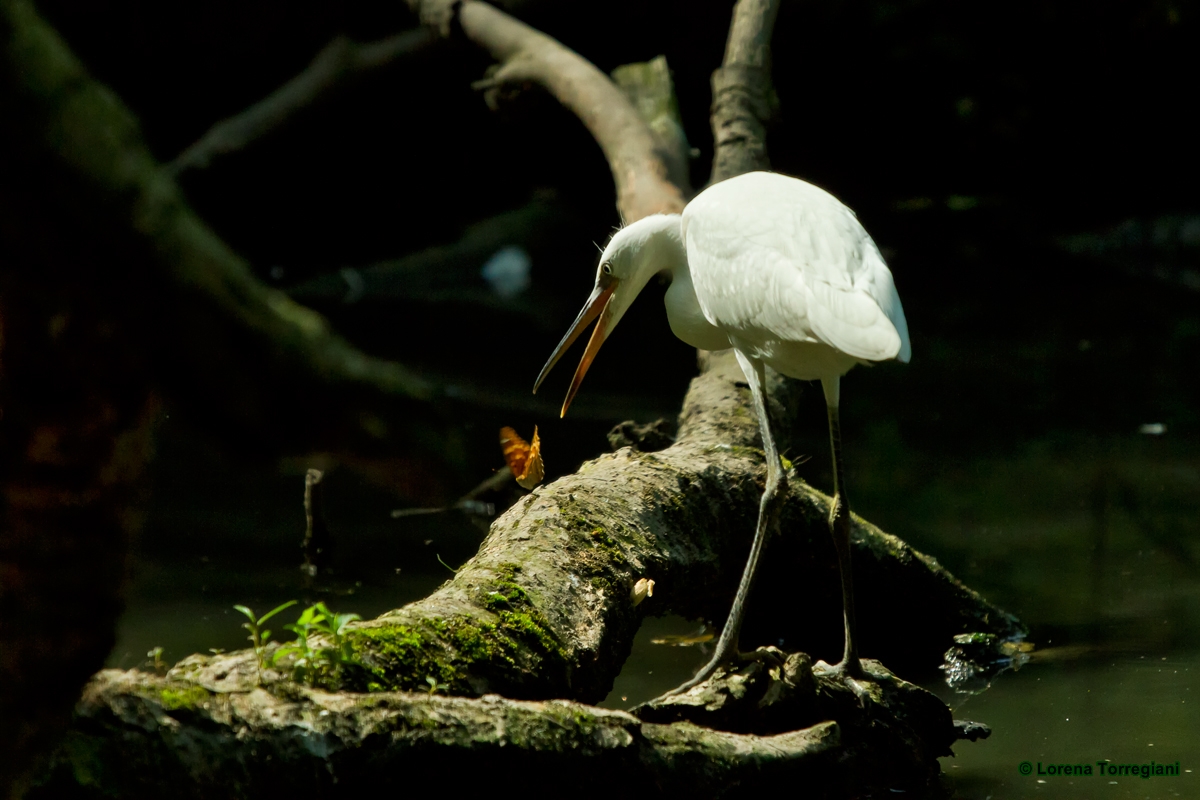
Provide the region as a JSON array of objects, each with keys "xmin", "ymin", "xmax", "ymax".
[
  {"xmin": 500, "ymin": 426, "xmax": 529, "ymax": 477},
  {"xmin": 517, "ymin": 427, "xmax": 544, "ymax": 489},
  {"xmin": 500, "ymin": 426, "xmax": 544, "ymax": 490}
]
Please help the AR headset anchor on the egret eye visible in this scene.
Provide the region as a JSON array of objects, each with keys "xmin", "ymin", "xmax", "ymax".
[{"xmin": 602, "ymin": 263, "xmax": 612, "ymax": 275}]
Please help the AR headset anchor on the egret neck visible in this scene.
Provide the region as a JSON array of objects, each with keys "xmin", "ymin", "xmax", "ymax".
[{"xmin": 533, "ymin": 213, "xmax": 729, "ymax": 415}]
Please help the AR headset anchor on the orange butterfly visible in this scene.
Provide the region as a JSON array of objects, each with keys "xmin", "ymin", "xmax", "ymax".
[{"xmin": 500, "ymin": 426, "xmax": 544, "ymax": 490}]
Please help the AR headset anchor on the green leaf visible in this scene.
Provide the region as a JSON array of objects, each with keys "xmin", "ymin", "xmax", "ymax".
[
  {"xmin": 233, "ymin": 605, "xmax": 255, "ymax": 622},
  {"xmin": 257, "ymin": 600, "xmax": 298, "ymax": 626},
  {"xmin": 272, "ymin": 645, "xmax": 301, "ymax": 664},
  {"xmin": 294, "ymin": 605, "xmax": 322, "ymax": 626}
]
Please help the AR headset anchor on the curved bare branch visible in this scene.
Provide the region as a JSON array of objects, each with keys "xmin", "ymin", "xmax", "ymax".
[
  {"xmin": 408, "ymin": 0, "xmax": 688, "ymax": 221},
  {"xmin": 168, "ymin": 30, "xmax": 437, "ymax": 176}
]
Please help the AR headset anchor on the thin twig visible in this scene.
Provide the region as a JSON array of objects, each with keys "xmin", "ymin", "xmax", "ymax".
[
  {"xmin": 168, "ymin": 29, "xmax": 436, "ymax": 177},
  {"xmin": 391, "ymin": 468, "xmax": 511, "ymax": 518},
  {"xmin": 301, "ymin": 469, "xmax": 333, "ymax": 583}
]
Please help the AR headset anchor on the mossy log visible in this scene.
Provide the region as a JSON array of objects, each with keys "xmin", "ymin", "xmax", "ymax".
[
  {"xmin": 32, "ymin": 654, "xmax": 984, "ymax": 799},
  {"xmin": 32, "ymin": 351, "xmax": 1020, "ymax": 796},
  {"xmin": 38, "ymin": 669, "xmax": 847, "ymax": 799}
]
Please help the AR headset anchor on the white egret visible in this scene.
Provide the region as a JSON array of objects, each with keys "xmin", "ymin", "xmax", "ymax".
[{"xmin": 534, "ymin": 171, "xmax": 910, "ymax": 693}]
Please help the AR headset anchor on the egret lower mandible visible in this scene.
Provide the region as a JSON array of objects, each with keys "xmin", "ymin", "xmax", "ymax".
[{"xmin": 533, "ymin": 171, "xmax": 910, "ymax": 695}]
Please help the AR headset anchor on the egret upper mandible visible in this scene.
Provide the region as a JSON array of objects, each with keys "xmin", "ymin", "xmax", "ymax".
[{"xmin": 533, "ymin": 171, "xmax": 910, "ymax": 693}]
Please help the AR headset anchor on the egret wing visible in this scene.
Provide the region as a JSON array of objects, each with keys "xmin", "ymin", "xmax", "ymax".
[{"xmin": 683, "ymin": 172, "xmax": 910, "ymax": 364}]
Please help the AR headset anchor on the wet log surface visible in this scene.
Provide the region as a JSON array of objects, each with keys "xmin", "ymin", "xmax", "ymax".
[{"xmin": 30, "ymin": 352, "xmax": 1020, "ymax": 797}]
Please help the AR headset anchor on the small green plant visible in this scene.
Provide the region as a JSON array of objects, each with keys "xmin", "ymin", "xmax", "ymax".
[
  {"xmin": 425, "ymin": 675, "xmax": 449, "ymax": 695},
  {"xmin": 146, "ymin": 646, "xmax": 168, "ymax": 675},
  {"xmin": 273, "ymin": 602, "xmax": 361, "ymax": 687},
  {"xmin": 234, "ymin": 600, "xmax": 298, "ymax": 679}
]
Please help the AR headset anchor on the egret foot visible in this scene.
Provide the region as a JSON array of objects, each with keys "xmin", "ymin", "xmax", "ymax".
[
  {"xmin": 645, "ymin": 647, "xmax": 736, "ymax": 702},
  {"xmin": 633, "ymin": 648, "xmax": 818, "ymax": 733},
  {"xmin": 641, "ymin": 644, "xmax": 788, "ymax": 707},
  {"xmin": 814, "ymin": 658, "xmax": 879, "ymax": 706}
]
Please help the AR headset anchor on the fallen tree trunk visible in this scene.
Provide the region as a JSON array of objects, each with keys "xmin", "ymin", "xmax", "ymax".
[
  {"xmin": 37, "ymin": 655, "xmax": 985, "ymax": 799},
  {"xmin": 45, "ymin": 670, "xmax": 848, "ymax": 799},
  {"xmin": 28, "ymin": 351, "xmax": 1021, "ymax": 797}
]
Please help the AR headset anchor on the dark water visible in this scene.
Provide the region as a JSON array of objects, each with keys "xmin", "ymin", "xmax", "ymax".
[{"xmin": 111, "ymin": 413, "xmax": 1200, "ymax": 799}]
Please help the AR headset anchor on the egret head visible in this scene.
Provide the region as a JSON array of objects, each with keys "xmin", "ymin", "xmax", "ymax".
[{"xmin": 533, "ymin": 214, "xmax": 683, "ymax": 416}]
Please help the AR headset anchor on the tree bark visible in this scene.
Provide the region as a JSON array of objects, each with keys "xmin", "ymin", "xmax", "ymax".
[
  {"xmin": 710, "ymin": 0, "xmax": 781, "ymax": 183},
  {"xmin": 39, "ymin": 669, "xmax": 847, "ymax": 799}
]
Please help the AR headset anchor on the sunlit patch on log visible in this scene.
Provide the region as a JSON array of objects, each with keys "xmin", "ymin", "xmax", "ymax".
[{"xmin": 630, "ymin": 577, "xmax": 655, "ymax": 606}]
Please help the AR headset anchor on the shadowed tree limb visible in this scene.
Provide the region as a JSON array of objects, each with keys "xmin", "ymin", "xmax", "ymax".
[
  {"xmin": 611, "ymin": 55, "xmax": 696, "ymax": 193},
  {"xmin": 167, "ymin": 30, "xmax": 437, "ymax": 177},
  {"xmin": 285, "ymin": 193, "xmax": 572, "ymax": 328},
  {"xmin": 1, "ymin": 0, "xmax": 598, "ymax": 470}
]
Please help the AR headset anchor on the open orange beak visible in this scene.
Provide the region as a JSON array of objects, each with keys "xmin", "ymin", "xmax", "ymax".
[{"xmin": 533, "ymin": 276, "xmax": 618, "ymax": 417}]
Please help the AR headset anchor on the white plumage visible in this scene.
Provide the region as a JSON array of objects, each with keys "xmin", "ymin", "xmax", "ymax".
[
  {"xmin": 684, "ymin": 171, "xmax": 909, "ymax": 379},
  {"xmin": 535, "ymin": 171, "xmax": 910, "ymax": 695}
]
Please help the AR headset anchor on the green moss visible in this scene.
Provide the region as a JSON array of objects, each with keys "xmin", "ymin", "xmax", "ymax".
[
  {"xmin": 158, "ymin": 685, "xmax": 210, "ymax": 712},
  {"xmin": 479, "ymin": 565, "xmax": 570, "ymax": 665},
  {"xmin": 350, "ymin": 567, "xmax": 570, "ymax": 694},
  {"xmin": 495, "ymin": 610, "xmax": 561, "ymax": 658},
  {"xmin": 350, "ymin": 623, "xmax": 462, "ymax": 692},
  {"xmin": 705, "ymin": 444, "xmax": 764, "ymax": 460},
  {"xmin": 481, "ymin": 564, "xmax": 532, "ymax": 612},
  {"xmin": 504, "ymin": 703, "xmax": 605, "ymax": 751}
]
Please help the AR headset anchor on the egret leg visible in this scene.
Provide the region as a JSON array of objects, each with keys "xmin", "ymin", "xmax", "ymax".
[
  {"xmin": 661, "ymin": 351, "xmax": 788, "ymax": 696},
  {"xmin": 822, "ymin": 376, "xmax": 863, "ymax": 678}
]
